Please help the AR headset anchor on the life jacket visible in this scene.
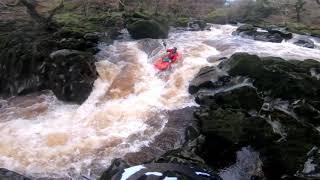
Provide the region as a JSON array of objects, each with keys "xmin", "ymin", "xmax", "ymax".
[{"xmin": 166, "ymin": 49, "xmax": 179, "ymax": 63}]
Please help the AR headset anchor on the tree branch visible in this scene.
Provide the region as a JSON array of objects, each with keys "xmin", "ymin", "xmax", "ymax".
[{"xmin": 47, "ymin": 0, "xmax": 64, "ymax": 21}]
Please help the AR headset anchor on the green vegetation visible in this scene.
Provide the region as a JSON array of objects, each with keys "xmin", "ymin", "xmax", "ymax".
[{"xmin": 54, "ymin": 12, "xmax": 108, "ymax": 33}]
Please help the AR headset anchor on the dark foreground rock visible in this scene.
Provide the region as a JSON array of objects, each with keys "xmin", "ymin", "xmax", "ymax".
[
  {"xmin": 0, "ymin": 168, "xmax": 31, "ymax": 180},
  {"xmin": 233, "ymin": 24, "xmax": 293, "ymax": 43},
  {"xmin": 190, "ymin": 52, "xmax": 320, "ymax": 179},
  {"xmin": 100, "ymin": 161, "xmax": 221, "ymax": 180}
]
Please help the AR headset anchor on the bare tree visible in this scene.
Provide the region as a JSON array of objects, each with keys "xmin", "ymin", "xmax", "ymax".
[
  {"xmin": 294, "ymin": 0, "xmax": 306, "ymax": 22},
  {"xmin": 6, "ymin": 0, "xmax": 64, "ymax": 27}
]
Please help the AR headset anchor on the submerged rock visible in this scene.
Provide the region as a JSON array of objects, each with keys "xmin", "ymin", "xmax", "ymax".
[{"xmin": 294, "ymin": 38, "xmax": 315, "ymax": 49}]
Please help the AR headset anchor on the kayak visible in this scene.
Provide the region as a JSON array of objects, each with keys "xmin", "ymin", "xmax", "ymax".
[{"xmin": 154, "ymin": 53, "xmax": 182, "ymax": 71}]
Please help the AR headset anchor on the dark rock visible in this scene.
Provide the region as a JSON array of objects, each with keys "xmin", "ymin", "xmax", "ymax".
[
  {"xmin": 293, "ymin": 100, "xmax": 320, "ymax": 127},
  {"xmin": 188, "ymin": 66, "xmax": 229, "ymax": 94},
  {"xmin": 0, "ymin": 168, "xmax": 31, "ymax": 180},
  {"xmin": 236, "ymin": 24, "xmax": 257, "ymax": 33},
  {"xmin": 266, "ymin": 26, "xmax": 293, "ymax": 39},
  {"xmin": 47, "ymin": 49, "xmax": 97, "ymax": 103},
  {"xmin": 127, "ymin": 19, "xmax": 168, "ymax": 39},
  {"xmin": 226, "ymin": 53, "xmax": 320, "ymax": 101},
  {"xmin": 195, "ymin": 86, "xmax": 263, "ymax": 111},
  {"xmin": 233, "ymin": 25, "xmax": 290, "ymax": 43},
  {"xmin": 294, "ymin": 38, "xmax": 315, "ymax": 49},
  {"xmin": 100, "ymin": 163, "xmax": 222, "ymax": 180},
  {"xmin": 254, "ymin": 32, "xmax": 283, "ymax": 43},
  {"xmin": 0, "ymin": 27, "xmax": 99, "ymax": 103},
  {"xmin": 84, "ymin": 32, "xmax": 100, "ymax": 42},
  {"xmin": 189, "ymin": 52, "xmax": 320, "ymax": 179},
  {"xmin": 296, "ymin": 146, "xmax": 320, "ymax": 179},
  {"xmin": 99, "ymin": 159, "xmax": 130, "ymax": 180},
  {"xmin": 188, "ymin": 20, "xmax": 209, "ymax": 31}
]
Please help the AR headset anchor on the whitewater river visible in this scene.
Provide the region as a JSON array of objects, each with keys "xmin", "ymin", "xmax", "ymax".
[{"xmin": 0, "ymin": 25, "xmax": 319, "ymax": 179}]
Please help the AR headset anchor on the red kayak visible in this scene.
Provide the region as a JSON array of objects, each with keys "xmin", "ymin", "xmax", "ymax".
[{"xmin": 154, "ymin": 53, "xmax": 182, "ymax": 71}]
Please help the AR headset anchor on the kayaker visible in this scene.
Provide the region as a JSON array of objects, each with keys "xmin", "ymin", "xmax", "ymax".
[{"xmin": 163, "ymin": 47, "xmax": 179, "ymax": 63}]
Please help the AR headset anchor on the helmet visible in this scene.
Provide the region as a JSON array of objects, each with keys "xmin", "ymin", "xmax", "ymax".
[{"xmin": 173, "ymin": 47, "xmax": 177, "ymax": 52}]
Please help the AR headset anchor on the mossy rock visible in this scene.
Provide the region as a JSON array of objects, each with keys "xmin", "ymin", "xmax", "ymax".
[
  {"xmin": 226, "ymin": 53, "xmax": 320, "ymax": 101},
  {"xmin": 175, "ymin": 17, "xmax": 189, "ymax": 27},
  {"xmin": 127, "ymin": 19, "xmax": 169, "ymax": 39},
  {"xmin": 236, "ymin": 24, "xmax": 257, "ymax": 33}
]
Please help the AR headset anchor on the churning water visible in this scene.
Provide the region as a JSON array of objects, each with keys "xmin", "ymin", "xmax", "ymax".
[{"xmin": 0, "ymin": 24, "xmax": 319, "ymax": 179}]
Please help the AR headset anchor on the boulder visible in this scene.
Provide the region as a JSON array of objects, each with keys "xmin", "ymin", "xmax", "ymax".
[
  {"xmin": 48, "ymin": 49, "xmax": 97, "ymax": 103},
  {"xmin": 189, "ymin": 52, "xmax": 320, "ymax": 179},
  {"xmin": 294, "ymin": 38, "xmax": 315, "ymax": 49},
  {"xmin": 195, "ymin": 86, "xmax": 263, "ymax": 111},
  {"xmin": 266, "ymin": 26, "xmax": 293, "ymax": 39},
  {"xmin": 127, "ymin": 20, "xmax": 169, "ymax": 39},
  {"xmin": 236, "ymin": 24, "xmax": 257, "ymax": 33},
  {"xmin": 188, "ymin": 66, "xmax": 229, "ymax": 94},
  {"xmin": 0, "ymin": 168, "xmax": 31, "ymax": 180},
  {"xmin": 0, "ymin": 28, "xmax": 99, "ymax": 103},
  {"xmin": 226, "ymin": 53, "xmax": 320, "ymax": 101}
]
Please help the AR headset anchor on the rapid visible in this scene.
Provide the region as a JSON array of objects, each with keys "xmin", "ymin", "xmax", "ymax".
[{"xmin": 0, "ymin": 24, "xmax": 319, "ymax": 179}]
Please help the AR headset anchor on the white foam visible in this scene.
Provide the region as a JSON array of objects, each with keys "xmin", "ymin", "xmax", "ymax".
[
  {"xmin": 121, "ymin": 165, "xmax": 146, "ymax": 180},
  {"xmin": 145, "ymin": 172, "xmax": 163, "ymax": 176}
]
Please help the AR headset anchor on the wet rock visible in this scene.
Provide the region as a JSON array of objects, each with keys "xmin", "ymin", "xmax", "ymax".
[
  {"xmin": 293, "ymin": 100, "xmax": 320, "ymax": 127},
  {"xmin": 137, "ymin": 39, "xmax": 162, "ymax": 57},
  {"xmin": 188, "ymin": 19, "xmax": 209, "ymax": 31},
  {"xmin": 0, "ymin": 168, "xmax": 31, "ymax": 180},
  {"xmin": 188, "ymin": 66, "xmax": 229, "ymax": 94},
  {"xmin": 100, "ymin": 163, "xmax": 222, "ymax": 180},
  {"xmin": 83, "ymin": 32, "xmax": 101, "ymax": 42},
  {"xmin": 226, "ymin": 53, "xmax": 320, "ymax": 101},
  {"xmin": 266, "ymin": 26, "xmax": 293, "ymax": 39},
  {"xmin": 48, "ymin": 49, "xmax": 97, "ymax": 103},
  {"xmin": 294, "ymin": 38, "xmax": 315, "ymax": 49},
  {"xmin": 254, "ymin": 32, "xmax": 283, "ymax": 43},
  {"xmin": 127, "ymin": 20, "xmax": 168, "ymax": 39},
  {"xmin": 296, "ymin": 147, "xmax": 320, "ymax": 179},
  {"xmin": 195, "ymin": 86, "xmax": 263, "ymax": 111},
  {"xmin": 236, "ymin": 24, "xmax": 257, "ymax": 33},
  {"xmin": 99, "ymin": 159, "xmax": 130, "ymax": 180},
  {"xmin": 0, "ymin": 28, "xmax": 100, "ymax": 103},
  {"xmin": 189, "ymin": 52, "xmax": 320, "ymax": 179},
  {"xmin": 233, "ymin": 25, "xmax": 291, "ymax": 43}
]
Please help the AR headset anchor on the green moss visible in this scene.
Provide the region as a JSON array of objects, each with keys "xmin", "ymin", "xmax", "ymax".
[
  {"xmin": 205, "ymin": 8, "xmax": 227, "ymax": 23},
  {"xmin": 54, "ymin": 12, "xmax": 108, "ymax": 33},
  {"xmin": 287, "ymin": 22, "xmax": 320, "ymax": 36},
  {"xmin": 175, "ymin": 17, "xmax": 189, "ymax": 27}
]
